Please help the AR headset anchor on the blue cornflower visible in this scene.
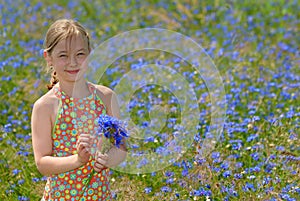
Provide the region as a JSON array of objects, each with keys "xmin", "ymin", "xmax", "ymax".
[
  {"xmin": 161, "ymin": 186, "xmax": 172, "ymax": 193},
  {"xmin": 3, "ymin": 123, "xmax": 12, "ymax": 133},
  {"xmin": 243, "ymin": 182, "xmax": 256, "ymax": 192},
  {"xmin": 279, "ymin": 193, "xmax": 293, "ymax": 200},
  {"xmin": 235, "ymin": 162, "xmax": 243, "ymax": 169},
  {"xmin": 213, "ymin": 158, "xmax": 222, "ymax": 163},
  {"xmin": 267, "ymin": 196, "xmax": 277, "ymax": 201},
  {"xmin": 247, "ymin": 134, "xmax": 259, "ymax": 142},
  {"xmin": 222, "ymin": 170, "xmax": 232, "ymax": 178},
  {"xmin": 250, "ymin": 152, "xmax": 260, "ymax": 161},
  {"xmin": 195, "ymin": 155, "xmax": 206, "ymax": 165},
  {"xmin": 252, "ymin": 116, "xmax": 260, "ymax": 121},
  {"xmin": 264, "ymin": 162, "xmax": 277, "ymax": 173},
  {"xmin": 18, "ymin": 196, "xmax": 29, "ymax": 201},
  {"xmin": 181, "ymin": 169, "xmax": 188, "ymax": 177},
  {"xmin": 18, "ymin": 179, "xmax": 24, "ymax": 185},
  {"xmin": 212, "ymin": 167, "xmax": 221, "ymax": 173},
  {"xmin": 276, "ymin": 146, "xmax": 285, "ymax": 151},
  {"xmin": 32, "ymin": 177, "xmax": 40, "ymax": 182},
  {"xmin": 262, "ymin": 176, "xmax": 272, "ymax": 185},
  {"xmin": 278, "ymin": 42, "xmax": 289, "ymax": 51},
  {"xmin": 144, "ymin": 187, "xmax": 152, "ymax": 194},
  {"xmin": 165, "ymin": 171, "xmax": 174, "ymax": 177},
  {"xmin": 229, "ymin": 139, "xmax": 243, "ymax": 150},
  {"xmin": 12, "ymin": 169, "xmax": 21, "ymax": 176},
  {"xmin": 220, "ymin": 162, "xmax": 229, "ymax": 170},
  {"xmin": 234, "ymin": 173, "xmax": 243, "ymax": 179},
  {"xmin": 193, "ymin": 187, "xmax": 205, "ymax": 196},
  {"xmin": 137, "ymin": 158, "xmax": 148, "ymax": 168},
  {"xmin": 211, "ymin": 152, "xmax": 220, "ymax": 159},
  {"xmin": 97, "ymin": 114, "xmax": 128, "ymax": 149},
  {"xmin": 144, "ymin": 136, "xmax": 155, "ymax": 143},
  {"xmin": 166, "ymin": 178, "xmax": 174, "ymax": 184}
]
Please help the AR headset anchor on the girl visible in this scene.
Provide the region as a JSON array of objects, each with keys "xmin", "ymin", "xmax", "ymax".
[{"xmin": 31, "ymin": 19, "xmax": 126, "ymax": 200}]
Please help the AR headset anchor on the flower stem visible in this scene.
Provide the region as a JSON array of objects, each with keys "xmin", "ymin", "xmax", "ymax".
[
  {"xmin": 80, "ymin": 136, "xmax": 110, "ymax": 198},
  {"xmin": 80, "ymin": 169, "xmax": 95, "ymax": 197}
]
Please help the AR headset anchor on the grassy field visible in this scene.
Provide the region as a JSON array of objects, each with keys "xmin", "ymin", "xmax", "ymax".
[{"xmin": 0, "ymin": 0, "xmax": 299, "ymax": 200}]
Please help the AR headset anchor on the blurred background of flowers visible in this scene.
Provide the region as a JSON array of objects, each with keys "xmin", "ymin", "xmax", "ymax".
[{"xmin": 0, "ymin": 0, "xmax": 299, "ymax": 200}]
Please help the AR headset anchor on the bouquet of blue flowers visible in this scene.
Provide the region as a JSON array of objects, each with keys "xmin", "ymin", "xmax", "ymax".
[
  {"xmin": 97, "ymin": 114, "xmax": 128, "ymax": 153},
  {"xmin": 81, "ymin": 114, "xmax": 128, "ymax": 197}
]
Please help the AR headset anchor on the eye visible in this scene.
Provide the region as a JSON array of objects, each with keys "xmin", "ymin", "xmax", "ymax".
[
  {"xmin": 77, "ymin": 52, "xmax": 85, "ymax": 56},
  {"xmin": 59, "ymin": 54, "xmax": 67, "ymax": 58}
]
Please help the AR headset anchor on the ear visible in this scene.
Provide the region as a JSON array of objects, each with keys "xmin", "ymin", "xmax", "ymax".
[{"xmin": 43, "ymin": 50, "xmax": 52, "ymax": 66}]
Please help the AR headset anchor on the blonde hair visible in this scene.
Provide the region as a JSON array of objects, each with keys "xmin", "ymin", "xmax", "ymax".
[{"xmin": 44, "ymin": 19, "xmax": 91, "ymax": 90}]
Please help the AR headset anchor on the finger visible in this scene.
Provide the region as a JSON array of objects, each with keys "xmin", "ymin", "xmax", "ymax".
[
  {"xmin": 95, "ymin": 158, "xmax": 106, "ymax": 166},
  {"xmin": 96, "ymin": 156, "xmax": 108, "ymax": 166},
  {"xmin": 78, "ymin": 148, "xmax": 91, "ymax": 158},
  {"xmin": 94, "ymin": 162, "xmax": 104, "ymax": 169},
  {"xmin": 97, "ymin": 152, "xmax": 108, "ymax": 160},
  {"xmin": 79, "ymin": 133, "xmax": 91, "ymax": 138},
  {"xmin": 78, "ymin": 138, "xmax": 91, "ymax": 144},
  {"xmin": 94, "ymin": 162, "xmax": 105, "ymax": 172},
  {"xmin": 77, "ymin": 134, "xmax": 91, "ymax": 143},
  {"xmin": 96, "ymin": 137, "xmax": 103, "ymax": 149},
  {"xmin": 94, "ymin": 166, "xmax": 101, "ymax": 172},
  {"xmin": 78, "ymin": 142, "xmax": 90, "ymax": 148},
  {"xmin": 76, "ymin": 135, "xmax": 88, "ymax": 143},
  {"xmin": 77, "ymin": 144, "xmax": 90, "ymax": 153},
  {"xmin": 77, "ymin": 143, "xmax": 85, "ymax": 150}
]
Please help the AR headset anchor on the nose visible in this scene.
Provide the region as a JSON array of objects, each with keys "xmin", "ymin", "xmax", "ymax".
[{"xmin": 69, "ymin": 55, "xmax": 78, "ymax": 68}]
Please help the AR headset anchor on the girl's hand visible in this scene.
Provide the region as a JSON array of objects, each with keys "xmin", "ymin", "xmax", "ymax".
[
  {"xmin": 76, "ymin": 134, "xmax": 91, "ymax": 165},
  {"xmin": 94, "ymin": 151, "xmax": 108, "ymax": 172}
]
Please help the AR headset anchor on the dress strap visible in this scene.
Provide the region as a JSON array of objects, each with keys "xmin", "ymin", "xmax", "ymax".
[
  {"xmin": 87, "ymin": 82, "xmax": 97, "ymax": 95},
  {"xmin": 53, "ymin": 86, "xmax": 62, "ymax": 99},
  {"xmin": 87, "ymin": 82, "xmax": 107, "ymax": 113}
]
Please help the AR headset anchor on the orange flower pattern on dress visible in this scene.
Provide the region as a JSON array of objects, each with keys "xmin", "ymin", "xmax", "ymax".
[{"xmin": 42, "ymin": 83, "xmax": 111, "ymax": 201}]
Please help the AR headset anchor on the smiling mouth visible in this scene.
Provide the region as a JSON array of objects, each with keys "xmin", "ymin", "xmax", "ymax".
[{"xmin": 65, "ymin": 69, "xmax": 80, "ymax": 74}]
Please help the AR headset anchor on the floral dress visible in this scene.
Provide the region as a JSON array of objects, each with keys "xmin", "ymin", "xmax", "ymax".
[{"xmin": 42, "ymin": 82, "xmax": 111, "ymax": 201}]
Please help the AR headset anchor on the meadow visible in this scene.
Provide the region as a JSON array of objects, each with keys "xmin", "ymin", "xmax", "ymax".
[{"xmin": 0, "ymin": 0, "xmax": 299, "ymax": 200}]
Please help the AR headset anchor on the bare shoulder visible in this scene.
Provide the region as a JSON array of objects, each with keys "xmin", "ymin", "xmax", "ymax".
[
  {"xmin": 91, "ymin": 83, "xmax": 120, "ymax": 117},
  {"xmin": 93, "ymin": 84, "xmax": 115, "ymax": 96},
  {"xmin": 92, "ymin": 84, "xmax": 117, "ymax": 102},
  {"xmin": 32, "ymin": 89, "xmax": 58, "ymax": 114}
]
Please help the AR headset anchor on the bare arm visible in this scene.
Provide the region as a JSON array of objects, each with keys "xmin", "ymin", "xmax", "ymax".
[
  {"xmin": 105, "ymin": 91, "xmax": 127, "ymax": 167},
  {"xmin": 31, "ymin": 98, "xmax": 90, "ymax": 176},
  {"xmin": 94, "ymin": 87, "xmax": 127, "ymax": 171}
]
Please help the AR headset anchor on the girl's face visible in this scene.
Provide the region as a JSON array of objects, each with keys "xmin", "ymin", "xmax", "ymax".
[{"xmin": 46, "ymin": 34, "xmax": 90, "ymax": 83}]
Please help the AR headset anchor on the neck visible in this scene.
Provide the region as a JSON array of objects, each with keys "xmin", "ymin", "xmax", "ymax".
[{"xmin": 58, "ymin": 79, "xmax": 90, "ymax": 98}]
